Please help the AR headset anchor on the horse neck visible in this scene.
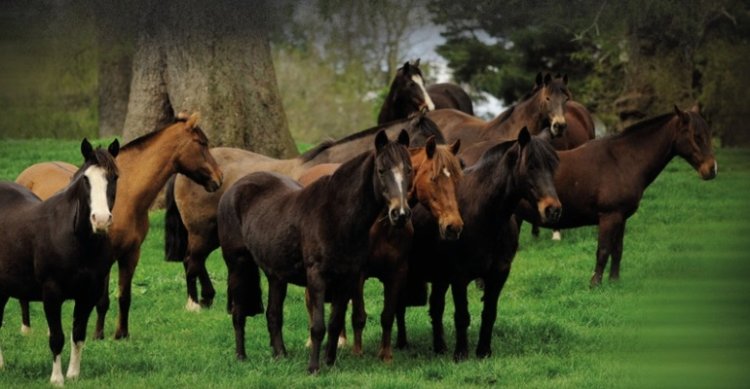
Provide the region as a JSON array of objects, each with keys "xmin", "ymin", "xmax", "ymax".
[
  {"xmin": 607, "ymin": 115, "xmax": 679, "ymax": 188},
  {"xmin": 322, "ymin": 152, "xmax": 381, "ymax": 237},
  {"xmin": 462, "ymin": 153, "xmax": 519, "ymax": 224},
  {"xmin": 485, "ymin": 97, "xmax": 543, "ymax": 138},
  {"xmin": 115, "ymin": 132, "xmax": 180, "ymax": 216}
]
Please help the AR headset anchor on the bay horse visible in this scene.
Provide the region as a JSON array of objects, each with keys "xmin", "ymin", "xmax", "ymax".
[
  {"xmin": 377, "ymin": 59, "xmax": 473, "ymax": 125},
  {"xmin": 14, "ymin": 113, "xmax": 224, "ymax": 339},
  {"xmin": 515, "ymin": 105, "xmax": 717, "ymax": 286},
  {"xmin": 218, "ymin": 130, "xmax": 412, "ymax": 373},
  {"xmin": 0, "ymin": 139, "xmax": 119, "ymax": 386},
  {"xmin": 426, "ymin": 73, "xmax": 571, "ymax": 146},
  {"xmin": 405, "ymin": 128, "xmax": 562, "ymax": 360},
  {"xmin": 166, "ymin": 114, "xmax": 444, "ymax": 311},
  {"xmin": 297, "ymin": 136, "xmax": 464, "ymax": 362}
]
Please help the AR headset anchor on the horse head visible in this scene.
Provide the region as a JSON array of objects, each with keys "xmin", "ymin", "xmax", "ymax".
[
  {"xmin": 172, "ymin": 112, "xmax": 224, "ymax": 192},
  {"xmin": 672, "ymin": 104, "xmax": 717, "ymax": 180},
  {"xmin": 409, "ymin": 136, "xmax": 464, "ymax": 240},
  {"xmin": 514, "ymin": 127, "xmax": 562, "ymax": 224},
  {"xmin": 533, "ymin": 72, "xmax": 570, "ymax": 137},
  {"xmin": 374, "ymin": 129, "xmax": 413, "ymax": 227},
  {"xmin": 393, "ymin": 59, "xmax": 435, "ymax": 114},
  {"xmin": 76, "ymin": 138, "xmax": 120, "ymax": 234}
]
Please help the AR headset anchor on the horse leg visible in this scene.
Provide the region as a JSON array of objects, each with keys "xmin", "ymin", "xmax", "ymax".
[
  {"xmin": 378, "ymin": 263, "xmax": 407, "ymax": 363},
  {"xmin": 227, "ymin": 253, "xmax": 257, "ymax": 361},
  {"xmin": 476, "ymin": 268, "xmax": 510, "ymax": 358},
  {"xmin": 0, "ymin": 294, "xmax": 9, "ymax": 368},
  {"xmin": 42, "ymin": 285, "xmax": 65, "ymax": 386},
  {"xmin": 306, "ymin": 271, "xmax": 326, "ymax": 374},
  {"xmin": 351, "ymin": 274, "xmax": 366, "ymax": 356},
  {"xmin": 395, "ymin": 300, "xmax": 408, "ymax": 349},
  {"xmin": 429, "ymin": 282, "xmax": 449, "ymax": 354},
  {"xmin": 591, "ymin": 214, "xmax": 622, "ymax": 287},
  {"xmin": 19, "ymin": 300, "xmax": 31, "ymax": 335},
  {"xmin": 94, "ymin": 272, "xmax": 111, "ymax": 340},
  {"xmin": 114, "ymin": 248, "xmax": 140, "ymax": 339},
  {"xmin": 451, "ymin": 281, "xmax": 471, "ymax": 361},
  {"xmin": 66, "ymin": 299, "xmax": 95, "ymax": 380},
  {"xmin": 324, "ymin": 286, "xmax": 351, "ymax": 367},
  {"xmin": 266, "ymin": 277, "xmax": 288, "ymax": 358},
  {"xmin": 184, "ymin": 236, "xmax": 213, "ymax": 311},
  {"xmin": 609, "ymin": 220, "xmax": 627, "ymax": 281}
]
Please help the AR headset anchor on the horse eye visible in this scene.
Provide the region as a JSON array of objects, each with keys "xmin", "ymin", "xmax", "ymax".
[
  {"xmin": 546, "ymin": 97, "xmax": 550, "ymax": 101},
  {"xmin": 378, "ymin": 168, "xmax": 385, "ymax": 175}
]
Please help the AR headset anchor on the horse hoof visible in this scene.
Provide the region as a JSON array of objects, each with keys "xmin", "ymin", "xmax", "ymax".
[
  {"xmin": 185, "ymin": 298, "xmax": 202, "ymax": 312},
  {"xmin": 307, "ymin": 364, "xmax": 320, "ymax": 375},
  {"xmin": 476, "ymin": 347, "xmax": 492, "ymax": 358},
  {"xmin": 236, "ymin": 353, "xmax": 246, "ymax": 361},
  {"xmin": 453, "ymin": 351, "xmax": 468, "ymax": 362},
  {"xmin": 337, "ymin": 336, "xmax": 347, "ymax": 348},
  {"xmin": 199, "ymin": 298, "xmax": 214, "ymax": 308},
  {"xmin": 20, "ymin": 324, "xmax": 31, "ymax": 336},
  {"xmin": 551, "ymin": 231, "xmax": 562, "ymax": 240},
  {"xmin": 114, "ymin": 330, "xmax": 129, "ymax": 340},
  {"xmin": 378, "ymin": 349, "xmax": 393, "ymax": 363}
]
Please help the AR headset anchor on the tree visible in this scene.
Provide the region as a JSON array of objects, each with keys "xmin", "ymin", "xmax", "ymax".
[{"xmin": 122, "ymin": 0, "xmax": 297, "ymax": 158}]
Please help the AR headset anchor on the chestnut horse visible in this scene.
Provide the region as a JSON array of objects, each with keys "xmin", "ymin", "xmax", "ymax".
[
  {"xmin": 0, "ymin": 139, "xmax": 119, "ymax": 386},
  {"xmin": 218, "ymin": 130, "xmax": 412, "ymax": 373},
  {"xmin": 298, "ymin": 136, "xmax": 464, "ymax": 362},
  {"xmin": 515, "ymin": 105, "xmax": 717, "ymax": 286},
  {"xmin": 166, "ymin": 114, "xmax": 444, "ymax": 311},
  {"xmin": 15, "ymin": 162, "xmax": 78, "ymax": 201},
  {"xmin": 14, "ymin": 114, "xmax": 223, "ymax": 339},
  {"xmin": 378, "ymin": 59, "xmax": 473, "ymax": 124},
  {"xmin": 405, "ymin": 128, "xmax": 562, "ymax": 360},
  {"xmin": 427, "ymin": 73, "xmax": 571, "ymax": 147}
]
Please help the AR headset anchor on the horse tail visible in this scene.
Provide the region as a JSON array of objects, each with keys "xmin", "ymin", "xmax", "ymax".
[{"xmin": 164, "ymin": 175, "xmax": 188, "ymax": 262}]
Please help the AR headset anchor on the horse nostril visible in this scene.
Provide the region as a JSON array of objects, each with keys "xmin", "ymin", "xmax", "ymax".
[
  {"xmin": 403, "ymin": 208, "xmax": 412, "ymax": 219},
  {"xmin": 546, "ymin": 206, "xmax": 562, "ymax": 222}
]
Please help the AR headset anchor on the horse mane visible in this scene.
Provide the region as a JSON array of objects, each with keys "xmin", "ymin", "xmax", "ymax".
[
  {"xmin": 72, "ymin": 147, "xmax": 119, "ymax": 180},
  {"xmin": 120, "ymin": 119, "xmax": 208, "ymax": 153},
  {"xmin": 615, "ymin": 113, "xmax": 675, "ymax": 138},
  {"xmin": 429, "ymin": 146, "xmax": 464, "ymax": 180}
]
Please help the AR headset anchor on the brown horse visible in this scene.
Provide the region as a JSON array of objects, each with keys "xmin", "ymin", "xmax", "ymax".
[
  {"xmin": 407, "ymin": 128, "xmax": 561, "ymax": 360},
  {"xmin": 515, "ymin": 105, "xmax": 717, "ymax": 286},
  {"xmin": 378, "ymin": 59, "xmax": 473, "ymax": 125},
  {"xmin": 14, "ymin": 114, "xmax": 223, "ymax": 339},
  {"xmin": 15, "ymin": 162, "xmax": 78, "ymax": 201},
  {"xmin": 218, "ymin": 130, "xmax": 412, "ymax": 373},
  {"xmin": 298, "ymin": 136, "xmax": 464, "ymax": 362},
  {"xmin": 0, "ymin": 139, "xmax": 119, "ymax": 386},
  {"xmin": 166, "ymin": 114, "xmax": 444, "ymax": 311},
  {"xmin": 427, "ymin": 73, "xmax": 571, "ymax": 147}
]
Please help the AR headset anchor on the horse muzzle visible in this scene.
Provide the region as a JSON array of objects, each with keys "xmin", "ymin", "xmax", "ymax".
[
  {"xmin": 440, "ymin": 222, "xmax": 463, "ymax": 241},
  {"xmin": 388, "ymin": 206, "xmax": 412, "ymax": 227},
  {"xmin": 550, "ymin": 120, "xmax": 567, "ymax": 138},
  {"xmin": 538, "ymin": 196, "xmax": 562, "ymax": 224},
  {"xmin": 699, "ymin": 159, "xmax": 718, "ymax": 180},
  {"xmin": 90, "ymin": 212, "xmax": 113, "ymax": 234}
]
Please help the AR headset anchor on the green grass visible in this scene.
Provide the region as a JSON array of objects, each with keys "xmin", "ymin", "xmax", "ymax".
[{"xmin": 0, "ymin": 139, "xmax": 748, "ymax": 388}]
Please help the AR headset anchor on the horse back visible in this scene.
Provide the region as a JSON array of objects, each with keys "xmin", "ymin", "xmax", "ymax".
[
  {"xmin": 426, "ymin": 109, "xmax": 487, "ymax": 145},
  {"xmin": 427, "ymin": 83, "xmax": 474, "ymax": 115},
  {"xmin": 15, "ymin": 161, "xmax": 77, "ymax": 200}
]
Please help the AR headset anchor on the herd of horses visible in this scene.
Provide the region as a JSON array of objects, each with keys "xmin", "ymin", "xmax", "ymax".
[{"xmin": 0, "ymin": 60, "xmax": 718, "ymax": 383}]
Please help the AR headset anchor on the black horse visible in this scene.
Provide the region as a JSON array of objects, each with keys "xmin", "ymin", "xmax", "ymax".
[
  {"xmin": 404, "ymin": 128, "xmax": 561, "ymax": 359},
  {"xmin": 0, "ymin": 139, "xmax": 119, "ymax": 386},
  {"xmin": 218, "ymin": 130, "xmax": 413, "ymax": 373}
]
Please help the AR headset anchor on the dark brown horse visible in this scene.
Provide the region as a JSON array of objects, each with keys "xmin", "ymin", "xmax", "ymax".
[
  {"xmin": 515, "ymin": 105, "xmax": 717, "ymax": 286},
  {"xmin": 166, "ymin": 114, "xmax": 444, "ymax": 311},
  {"xmin": 298, "ymin": 137, "xmax": 464, "ymax": 362},
  {"xmin": 405, "ymin": 128, "xmax": 562, "ymax": 360},
  {"xmin": 427, "ymin": 73, "xmax": 571, "ymax": 146},
  {"xmin": 0, "ymin": 139, "xmax": 119, "ymax": 386},
  {"xmin": 378, "ymin": 59, "xmax": 473, "ymax": 124},
  {"xmin": 218, "ymin": 130, "xmax": 412, "ymax": 373}
]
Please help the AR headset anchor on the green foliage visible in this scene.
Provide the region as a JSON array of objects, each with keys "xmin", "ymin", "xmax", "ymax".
[{"xmin": 0, "ymin": 139, "xmax": 748, "ymax": 387}]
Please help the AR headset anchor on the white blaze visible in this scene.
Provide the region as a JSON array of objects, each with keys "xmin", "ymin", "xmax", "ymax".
[
  {"xmin": 84, "ymin": 165, "xmax": 112, "ymax": 233},
  {"xmin": 66, "ymin": 340, "xmax": 84, "ymax": 379},
  {"xmin": 0, "ymin": 345, "xmax": 4, "ymax": 368},
  {"xmin": 443, "ymin": 168, "xmax": 451, "ymax": 178},
  {"xmin": 50, "ymin": 354, "xmax": 64, "ymax": 386},
  {"xmin": 392, "ymin": 167, "xmax": 406, "ymax": 215},
  {"xmin": 412, "ymin": 75, "xmax": 436, "ymax": 111}
]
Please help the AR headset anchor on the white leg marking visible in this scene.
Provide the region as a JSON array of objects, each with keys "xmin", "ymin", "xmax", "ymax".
[
  {"xmin": 84, "ymin": 165, "xmax": 112, "ymax": 233},
  {"xmin": 66, "ymin": 340, "xmax": 84, "ymax": 379},
  {"xmin": 337, "ymin": 334, "xmax": 347, "ymax": 348},
  {"xmin": 185, "ymin": 298, "xmax": 201, "ymax": 312},
  {"xmin": 412, "ymin": 75, "xmax": 436, "ymax": 111},
  {"xmin": 50, "ymin": 354, "xmax": 64, "ymax": 386},
  {"xmin": 305, "ymin": 336, "xmax": 312, "ymax": 348},
  {"xmin": 21, "ymin": 324, "xmax": 31, "ymax": 335},
  {"xmin": 552, "ymin": 230, "xmax": 562, "ymax": 241},
  {"xmin": 0, "ymin": 346, "xmax": 4, "ymax": 369}
]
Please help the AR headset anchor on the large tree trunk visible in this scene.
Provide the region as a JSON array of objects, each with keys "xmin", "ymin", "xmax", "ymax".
[{"xmin": 122, "ymin": 0, "xmax": 297, "ymax": 158}]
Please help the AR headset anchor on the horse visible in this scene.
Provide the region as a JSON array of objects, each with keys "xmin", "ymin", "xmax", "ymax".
[
  {"xmin": 515, "ymin": 105, "xmax": 717, "ymax": 286},
  {"xmin": 218, "ymin": 130, "xmax": 413, "ymax": 373},
  {"xmin": 166, "ymin": 114, "xmax": 444, "ymax": 312},
  {"xmin": 377, "ymin": 59, "xmax": 435, "ymax": 124},
  {"xmin": 297, "ymin": 136, "xmax": 464, "ymax": 362},
  {"xmin": 426, "ymin": 73, "xmax": 571, "ymax": 147},
  {"xmin": 0, "ymin": 139, "xmax": 119, "ymax": 386},
  {"xmin": 404, "ymin": 128, "xmax": 562, "ymax": 360},
  {"xmin": 377, "ymin": 59, "xmax": 473, "ymax": 125},
  {"xmin": 15, "ymin": 162, "xmax": 78, "ymax": 201},
  {"xmin": 14, "ymin": 113, "xmax": 224, "ymax": 339}
]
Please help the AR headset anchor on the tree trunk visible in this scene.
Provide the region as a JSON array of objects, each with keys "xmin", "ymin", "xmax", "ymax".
[{"xmin": 122, "ymin": 0, "xmax": 297, "ymax": 158}]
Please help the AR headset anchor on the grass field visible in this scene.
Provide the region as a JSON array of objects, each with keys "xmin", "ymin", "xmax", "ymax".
[{"xmin": 0, "ymin": 139, "xmax": 748, "ymax": 388}]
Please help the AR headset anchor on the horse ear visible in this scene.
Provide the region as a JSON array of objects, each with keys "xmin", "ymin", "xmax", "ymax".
[
  {"xmin": 397, "ymin": 129, "xmax": 410, "ymax": 147},
  {"xmin": 186, "ymin": 112, "xmax": 200, "ymax": 129},
  {"xmin": 518, "ymin": 127, "xmax": 531, "ymax": 147},
  {"xmin": 414, "ymin": 58, "xmax": 420, "ymax": 67},
  {"xmin": 543, "ymin": 73, "xmax": 552, "ymax": 86},
  {"xmin": 176, "ymin": 111, "xmax": 190, "ymax": 120},
  {"xmin": 674, "ymin": 105, "xmax": 689, "ymax": 123},
  {"xmin": 81, "ymin": 138, "xmax": 93, "ymax": 160},
  {"xmin": 108, "ymin": 138, "xmax": 120, "ymax": 158},
  {"xmin": 690, "ymin": 102, "xmax": 702, "ymax": 113},
  {"xmin": 375, "ymin": 130, "xmax": 389, "ymax": 153},
  {"xmin": 563, "ymin": 74, "xmax": 568, "ymax": 85},
  {"xmin": 535, "ymin": 72, "xmax": 543, "ymax": 87},
  {"xmin": 425, "ymin": 136, "xmax": 436, "ymax": 159},
  {"xmin": 402, "ymin": 61, "xmax": 410, "ymax": 72},
  {"xmin": 450, "ymin": 139, "xmax": 461, "ymax": 155}
]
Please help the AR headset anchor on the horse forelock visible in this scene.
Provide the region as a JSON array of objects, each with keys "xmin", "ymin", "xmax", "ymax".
[
  {"xmin": 430, "ymin": 146, "xmax": 464, "ymax": 181},
  {"xmin": 74, "ymin": 148, "xmax": 119, "ymax": 180},
  {"xmin": 521, "ymin": 137, "xmax": 559, "ymax": 173}
]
